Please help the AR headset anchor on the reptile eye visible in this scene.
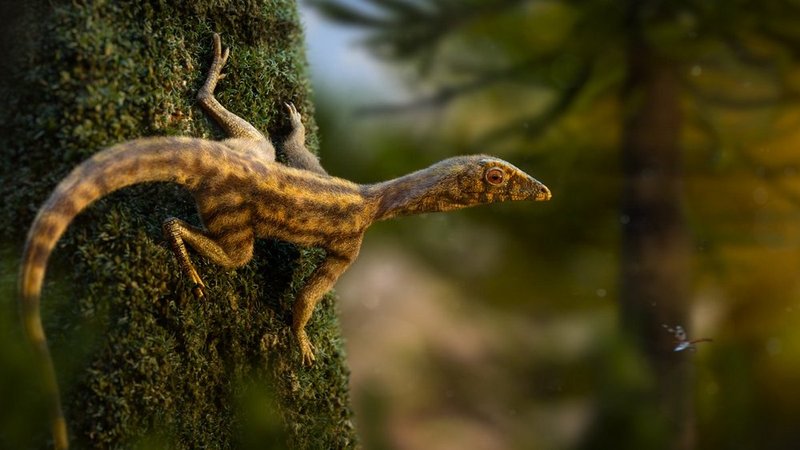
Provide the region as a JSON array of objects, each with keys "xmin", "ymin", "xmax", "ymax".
[{"xmin": 485, "ymin": 167, "xmax": 505, "ymax": 185}]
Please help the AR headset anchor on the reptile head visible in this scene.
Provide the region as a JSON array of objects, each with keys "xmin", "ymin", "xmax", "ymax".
[
  {"xmin": 446, "ymin": 155, "xmax": 552, "ymax": 204},
  {"xmin": 372, "ymin": 155, "xmax": 551, "ymax": 220}
]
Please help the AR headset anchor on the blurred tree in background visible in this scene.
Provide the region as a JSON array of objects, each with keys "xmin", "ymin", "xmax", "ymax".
[{"xmin": 309, "ymin": 1, "xmax": 800, "ymax": 449}]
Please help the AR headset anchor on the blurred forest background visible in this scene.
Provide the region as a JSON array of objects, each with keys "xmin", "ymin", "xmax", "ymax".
[{"xmin": 303, "ymin": 1, "xmax": 800, "ymax": 449}]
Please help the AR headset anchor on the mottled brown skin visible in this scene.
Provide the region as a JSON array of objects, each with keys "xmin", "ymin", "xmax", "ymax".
[{"xmin": 18, "ymin": 34, "xmax": 551, "ymax": 450}]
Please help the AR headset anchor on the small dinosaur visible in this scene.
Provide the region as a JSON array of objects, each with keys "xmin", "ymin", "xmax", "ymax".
[{"xmin": 19, "ymin": 33, "xmax": 551, "ymax": 449}]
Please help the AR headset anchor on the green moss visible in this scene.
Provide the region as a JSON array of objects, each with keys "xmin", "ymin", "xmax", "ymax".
[{"xmin": 0, "ymin": 1, "xmax": 356, "ymax": 448}]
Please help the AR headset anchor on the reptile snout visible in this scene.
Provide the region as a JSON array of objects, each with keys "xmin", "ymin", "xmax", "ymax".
[
  {"xmin": 535, "ymin": 184, "xmax": 552, "ymax": 201},
  {"xmin": 526, "ymin": 176, "xmax": 551, "ymax": 201}
]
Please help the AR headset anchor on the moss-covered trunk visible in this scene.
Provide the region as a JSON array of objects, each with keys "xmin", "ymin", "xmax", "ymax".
[{"xmin": 0, "ymin": 1, "xmax": 356, "ymax": 448}]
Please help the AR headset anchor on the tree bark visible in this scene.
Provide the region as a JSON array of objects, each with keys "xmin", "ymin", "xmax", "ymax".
[{"xmin": 0, "ymin": 2, "xmax": 356, "ymax": 448}]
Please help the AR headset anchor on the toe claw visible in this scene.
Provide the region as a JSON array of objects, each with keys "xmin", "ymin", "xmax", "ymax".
[
  {"xmin": 302, "ymin": 345, "xmax": 316, "ymax": 366},
  {"xmin": 221, "ymin": 47, "xmax": 230, "ymax": 65},
  {"xmin": 295, "ymin": 330, "xmax": 316, "ymax": 366},
  {"xmin": 212, "ymin": 33, "xmax": 221, "ymax": 53},
  {"xmin": 210, "ymin": 33, "xmax": 229, "ymax": 68},
  {"xmin": 285, "ymin": 102, "xmax": 302, "ymax": 125},
  {"xmin": 192, "ymin": 283, "xmax": 206, "ymax": 299}
]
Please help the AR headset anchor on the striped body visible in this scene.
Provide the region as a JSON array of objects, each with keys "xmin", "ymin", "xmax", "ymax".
[
  {"xmin": 190, "ymin": 143, "xmax": 375, "ymax": 254},
  {"xmin": 20, "ymin": 137, "xmax": 373, "ymax": 306}
]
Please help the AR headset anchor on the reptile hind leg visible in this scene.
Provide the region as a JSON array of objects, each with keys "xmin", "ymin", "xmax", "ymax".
[{"xmin": 163, "ymin": 217, "xmax": 255, "ymax": 298}]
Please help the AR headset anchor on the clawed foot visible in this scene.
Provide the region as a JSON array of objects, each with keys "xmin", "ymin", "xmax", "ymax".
[
  {"xmin": 284, "ymin": 102, "xmax": 304, "ymax": 130},
  {"xmin": 211, "ymin": 32, "xmax": 230, "ymax": 76},
  {"xmin": 199, "ymin": 33, "xmax": 230, "ymax": 99},
  {"xmin": 187, "ymin": 268, "xmax": 207, "ymax": 299},
  {"xmin": 295, "ymin": 329, "xmax": 316, "ymax": 366}
]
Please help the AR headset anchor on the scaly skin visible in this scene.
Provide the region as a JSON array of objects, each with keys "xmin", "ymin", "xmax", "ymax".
[{"xmin": 18, "ymin": 33, "xmax": 551, "ymax": 449}]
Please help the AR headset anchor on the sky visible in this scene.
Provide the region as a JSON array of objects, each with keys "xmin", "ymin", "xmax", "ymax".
[{"xmin": 300, "ymin": 3, "xmax": 408, "ymax": 103}]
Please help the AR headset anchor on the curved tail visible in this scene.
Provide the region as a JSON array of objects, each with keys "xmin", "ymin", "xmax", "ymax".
[{"xmin": 18, "ymin": 136, "xmax": 213, "ymax": 449}]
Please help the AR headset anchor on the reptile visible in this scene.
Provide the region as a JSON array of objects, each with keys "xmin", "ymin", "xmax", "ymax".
[{"xmin": 18, "ymin": 33, "xmax": 551, "ymax": 449}]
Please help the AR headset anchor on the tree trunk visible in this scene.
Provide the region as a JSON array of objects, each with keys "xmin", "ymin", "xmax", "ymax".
[
  {"xmin": 0, "ymin": 2, "xmax": 356, "ymax": 448},
  {"xmin": 618, "ymin": 6, "xmax": 693, "ymax": 450}
]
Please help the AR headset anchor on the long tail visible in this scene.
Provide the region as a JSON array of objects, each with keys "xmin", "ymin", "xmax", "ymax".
[{"xmin": 18, "ymin": 136, "xmax": 217, "ymax": 449}]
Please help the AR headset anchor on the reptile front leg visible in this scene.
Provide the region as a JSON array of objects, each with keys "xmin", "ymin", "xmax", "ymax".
[{"xmin": 280, "ymin": 102, "xmax": 326, "ymax": 174}]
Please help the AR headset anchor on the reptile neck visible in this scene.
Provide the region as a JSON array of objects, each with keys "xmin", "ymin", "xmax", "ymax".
[{"xmin": 364, "ymin": 166, "xmax": 454, "ymax": 221}]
